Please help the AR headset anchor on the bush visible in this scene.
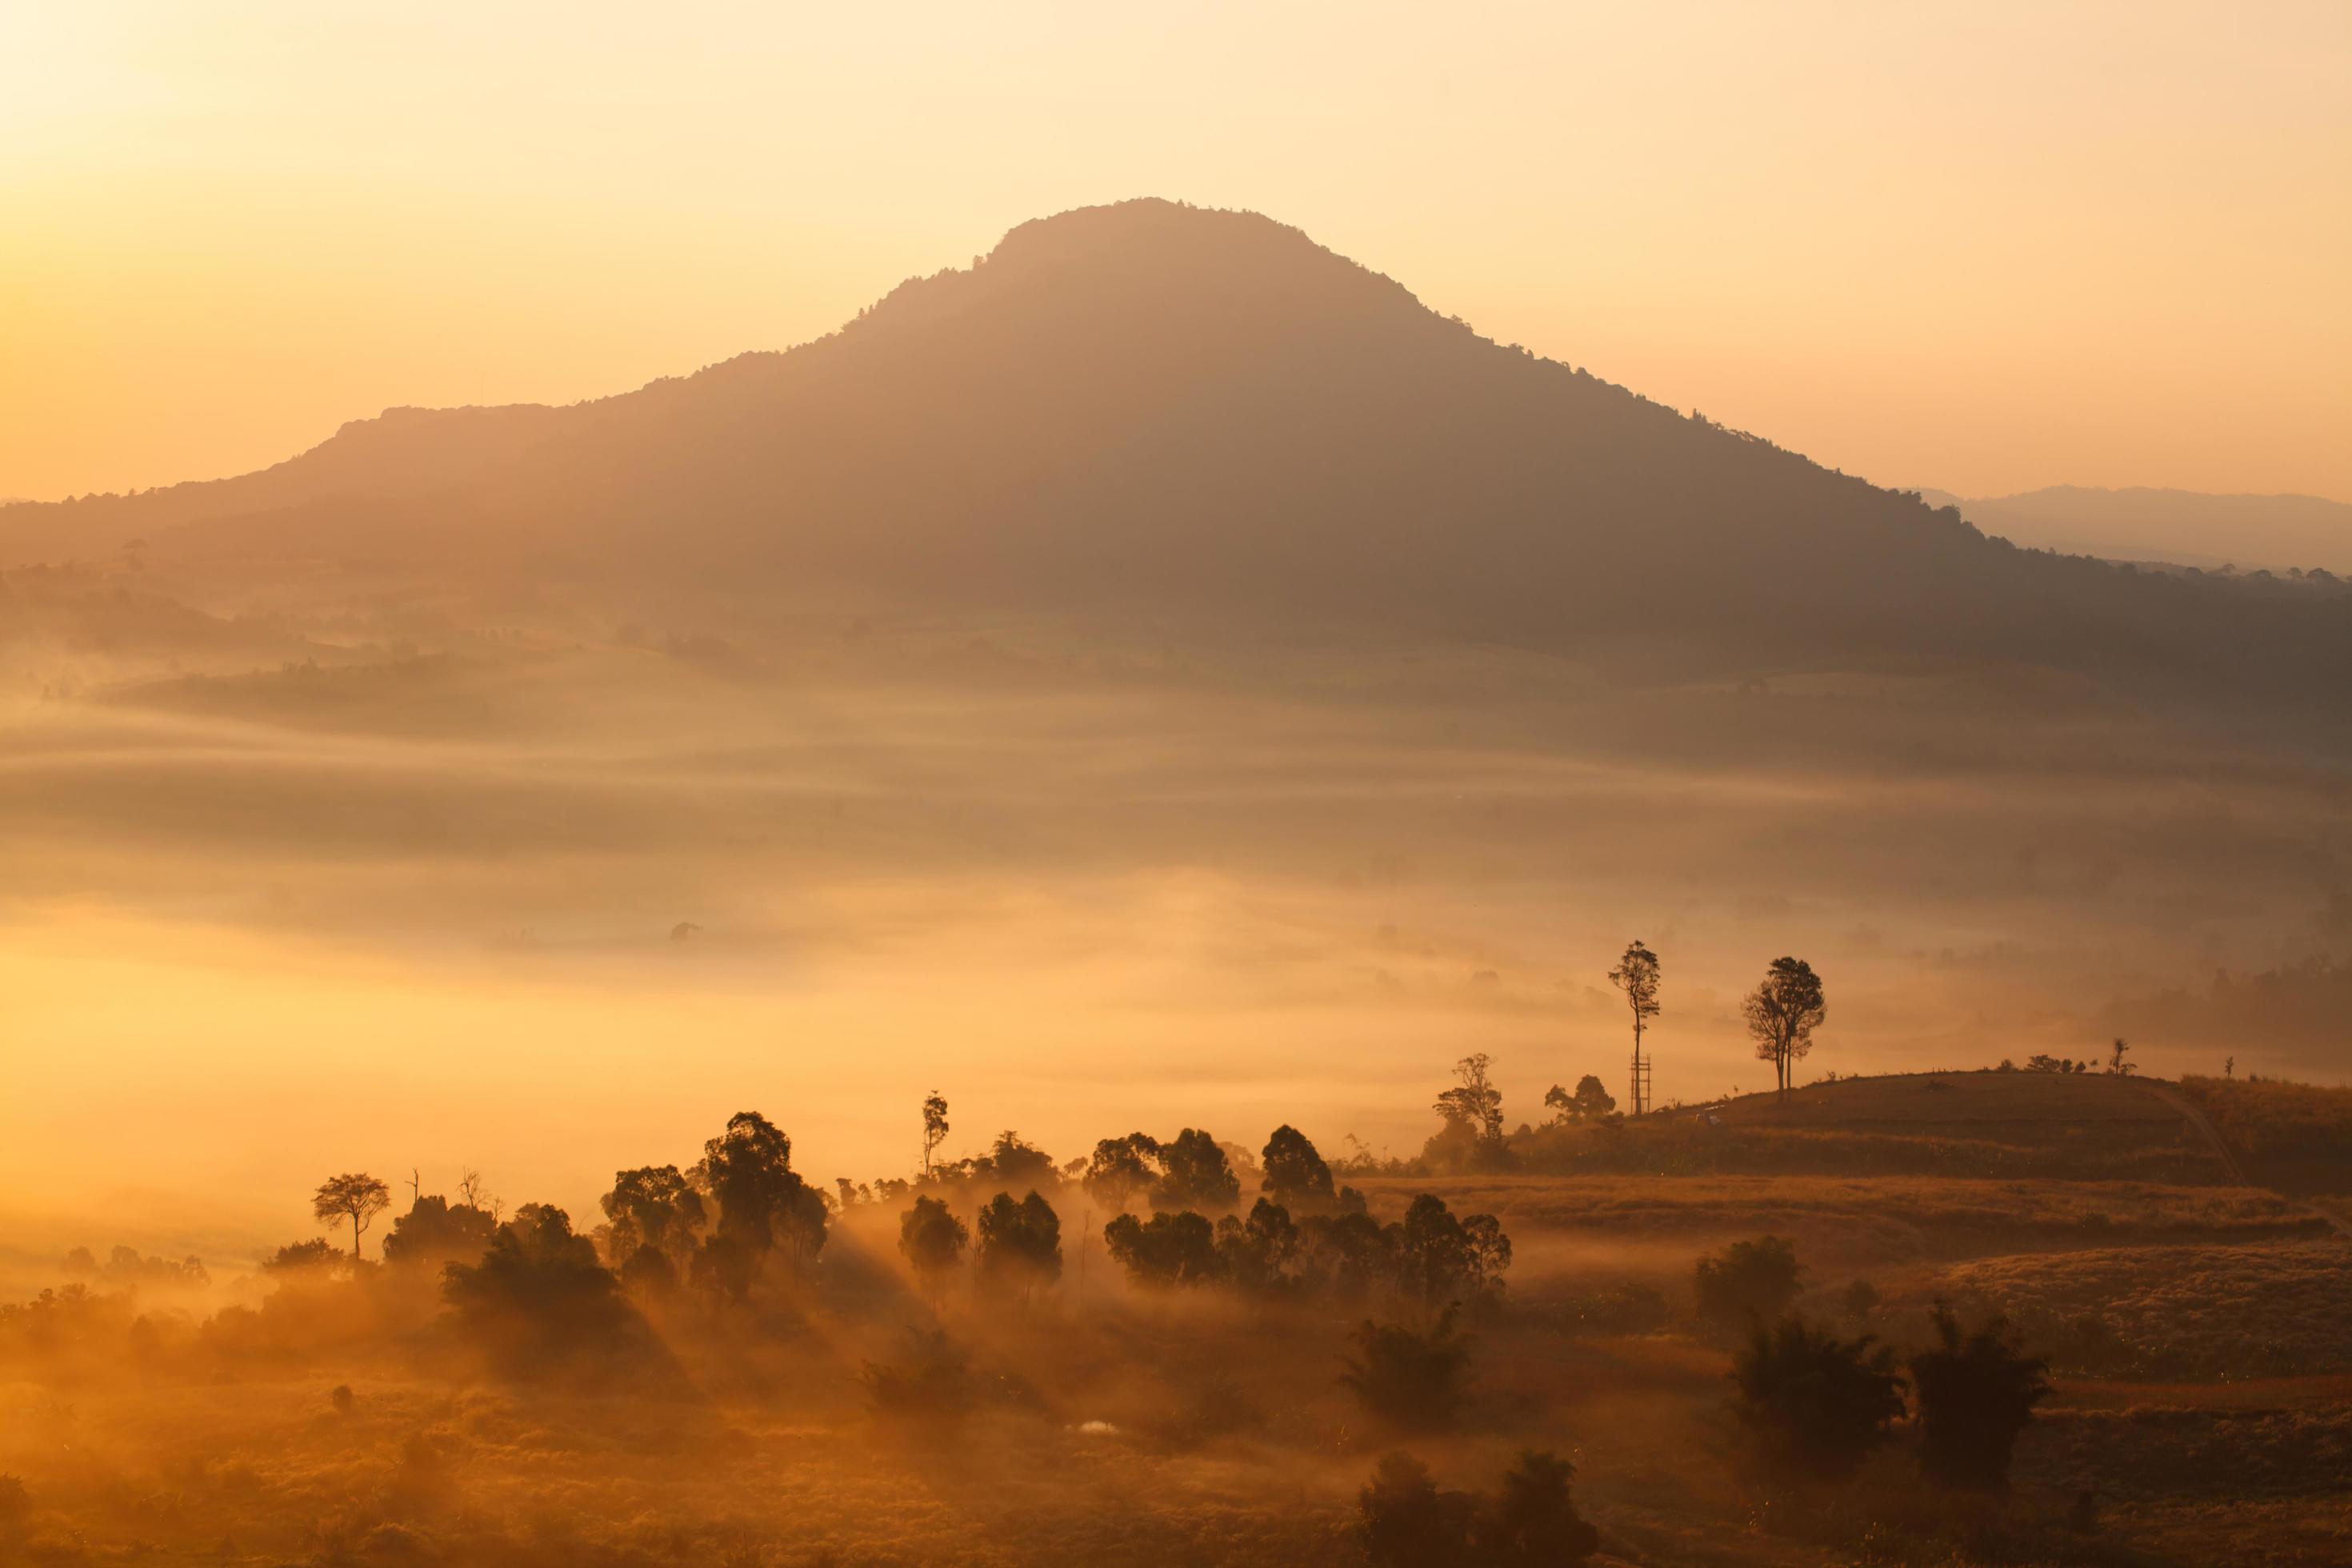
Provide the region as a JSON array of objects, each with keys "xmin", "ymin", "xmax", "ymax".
[
  {"xmin": 1342, "ymin": 1306, "xmax": 1473, "ymax": 1430},
  {"xmin": 1358, "ymin": 1452, "xmax": 1478, "ymax": 1566},
  {"xmin": 1909, "ymin": 1304, "xmax": 2050, "ymax": 1488},
  {"xmin": 1478, "ymin": 1449, "xmax": 1600, "ymax": 1564},
  {"xmin": 1729, "ymin": 1317, "xmax": 1906, "ymax": 1480},
  {"xmin": 1355, "ymin": 1450, "xmax": 1600, "ymax": 1566},
  {"xmin": 1694, "ymin": 1234, "xmax": 1802, "ymax": 1334},
  {"xmin": 856, "ymin": 1329, "xmax": 971, "ymax": 1430}
]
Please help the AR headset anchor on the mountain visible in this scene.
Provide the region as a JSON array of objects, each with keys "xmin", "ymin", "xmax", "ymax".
[
  {"xmin": 6, "ymin": 199, "xmax": 2347, "ymax": 708},
  {"xmin": 1918, "ymin": 486, "xmax": 2352, "ymax": 576}
]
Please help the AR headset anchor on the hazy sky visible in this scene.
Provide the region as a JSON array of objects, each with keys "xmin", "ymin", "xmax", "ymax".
[{"xmin": 3, "ymin": 1, "xmax": 2346, "ymax": 505}]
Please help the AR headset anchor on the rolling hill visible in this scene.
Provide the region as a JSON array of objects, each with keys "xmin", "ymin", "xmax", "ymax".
[{"xmin": 6, "ymin": 199, "xmax": 2348, "ymax": 712}]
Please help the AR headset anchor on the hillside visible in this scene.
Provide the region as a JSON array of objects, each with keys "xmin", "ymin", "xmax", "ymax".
[
  {"xmin": 6, "ymin": 200, "xmax": 2349, "ymax": 716},
  {"xmin": 1922, "ymin": 485, "xmax": 2352, "ymax": 575}
]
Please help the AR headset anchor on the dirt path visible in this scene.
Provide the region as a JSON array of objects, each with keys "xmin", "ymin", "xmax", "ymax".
[{"xmin": 2141, "ymin": 1079, "xmax": 2352, "ymax": 1241}]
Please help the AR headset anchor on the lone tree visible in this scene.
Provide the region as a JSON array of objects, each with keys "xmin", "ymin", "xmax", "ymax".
[
  {"xmin": 1908, "ymin": 1303, "xmax": 2052, "ymax": 1489},
  {"xmin": 312, "ymin": 1173, "xmax": 391, "ymax": 1259},
  {"xmin": 1608, "ymin": 940, "xmax": 1662, "ymax": 1115},
  {"xmin": 921, "ymin": 1091, "xmax": 950, "ymax": 1178},
  {"xmin": 1742, "ymin": 956, "xmax": 1826, "ymax": 1101},
  {"xmin": 1434, "ymin": 1054, "xmax": 1505, "ymax": 1144},
  {"xmin": 1260, "ymin": 1124, "xmax": 1336, "ymax": 1209},
  {"xmin": 2106, "ymin": 1038, "xmax": 2134, "ymax": 1077}
]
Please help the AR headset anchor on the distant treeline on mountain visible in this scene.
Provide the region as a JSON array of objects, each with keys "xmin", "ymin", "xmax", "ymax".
[
  {"xmin": 6, "ymin": 199, "xmax": 2347, "ymax": 715},
  {"xmin": 1920, "ymin": 486, "xmax": 2352, "ymax": 578}
]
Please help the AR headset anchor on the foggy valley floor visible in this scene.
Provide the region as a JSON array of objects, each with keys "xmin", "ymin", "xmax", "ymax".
[{"xmin": 3, "ymin": 1071, "xmax": 2350, "ymax": 1566}]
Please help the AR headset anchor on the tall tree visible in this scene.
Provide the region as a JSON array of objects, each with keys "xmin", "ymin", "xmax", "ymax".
[
  {"xmin": 1742, "ymin": 957, "xmax": 1826, "ymax": 1101},
  {"xmin": 921, "ymin": 1091, "xmax": 950, "ymax": 1178},
  {"xmin": 700, "ymin": 1110, "xmax": 827, "ymax": 1266},
  {"xmin": 1260, "ymin": 1124, "xmax": 1336, "ymax": 1209},
  {"xmin": 311, "ymin": 1173, "xmax": 391, "ymax": 1259},
  {"xmin": 1608, "ymin": 940, "xmax": 1662, "ymax": 1114},
  {"xmin": 898, "ymin": 1194, "xmax": 970, "ymax": 1307},
  {"xmin": 974, "ymin": 1190, "xmax": 1062, "ymax": 1302},
  {"xmin": 1434, "ymin": 1054, "xmax": 1505, "ymax": 1143},
  {"xmin": 1082, "ymin": 1133, "xmax": 1163, "ymax": 1213},
  {"xmin": 1150, "ymin": 1128, "xmax": 1242, "ymax": 1213}
]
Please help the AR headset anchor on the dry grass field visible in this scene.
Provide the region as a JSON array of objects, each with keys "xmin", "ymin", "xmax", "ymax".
[{"xmin": 2, "ymin": 1070, "xmax": 2346, "ymax": 1566}]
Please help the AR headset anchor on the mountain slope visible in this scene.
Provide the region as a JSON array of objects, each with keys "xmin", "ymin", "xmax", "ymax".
[
  {"xmin": 1920, "ymin": 486, "xmax": 2352, "ymax": 576},
  {"xmin": 6, "ymin": 199, "xmax": 2346, "ymax": 706}
]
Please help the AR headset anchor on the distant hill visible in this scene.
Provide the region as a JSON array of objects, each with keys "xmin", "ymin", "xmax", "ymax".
[
  {"xmin": 6, "ymin": 199, "xmax": 2347, "ymax": 712},
  {"xmin": 1919, "ymin": 486, "xmax": 2352, "ymax": 576}
]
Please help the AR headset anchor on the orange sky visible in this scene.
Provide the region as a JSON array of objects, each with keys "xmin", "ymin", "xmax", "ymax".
[{"xmin": 2, "ymin": 2, "xmax": 2346, "ymax": 505}]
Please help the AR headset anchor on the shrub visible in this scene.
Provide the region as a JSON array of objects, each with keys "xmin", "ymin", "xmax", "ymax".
[
  {"xmin": 1729, "ymin": 1317, "xmax": 1906, "ymax": 1480},
  {"xmin": 1478, "ymin": 1449, "xmax": 1601, "ymax": 1564},
  {"xmin": 1358, "ymin": 1452, "xmax": 1478, "ymax": 1566},
  {"xmin": 1342, "ymin": 1306, "xmax": 1472, "ymax": 1430},
  {"xmin": 1909, "ymin": 1304, "xmax": 2051, "ymax": 1488},
  {"xmin": 1694, "ymin": 1234, "xmax": 1802, "ymax": 1334}
]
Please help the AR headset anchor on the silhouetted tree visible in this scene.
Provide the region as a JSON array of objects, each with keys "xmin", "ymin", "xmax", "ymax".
[
  {"xmin": 1730, "ymin": 1318, "xmax": 1906, "ymax": 1480},
  {"xmin": 701, "ymin": 1110, "xmax": 827, "ymax": 1270},
  {"xmin": 983, "ymin": 1130, "xmax": 1058, "ymax": 1189},
  {"xmin": 1082, "ymin": 1133, "xmax": 1163, "ymax": 1213},
  {"xmin": 1478, "ymin": 1448, "xmax": 1602, "ymax": 1564},
  {"xmin": 1103, "ymin": 1209, "xmax": 1223, "ymax": 1289},
  {"xmin": 311, "ymin": 1174, "xmax": 391, "ymax": 1259},
  {"xmin": 1392, "ymin": 1193, "xmax": 1512, "ymax": 1310},
  {"xmin": 2106, "ymin": 1038, "xmax": 2134, "ymax": 1077},
  {"xmin": 689, "ymin": 1234, "xmax": 756, "ymax": 1303},
  {"xmin": 1260, "ymin": 1124, "xmax": 1336, "ymax": 1209},
  {"xmin": 921, "ymin": 1091, "xmax": 950, "ymax": 1179},
  {"xmin": 1742, "ymin": 957, "xmax": 1826, "ymax": 1100},
  {"xmin": 898, "ymin": 1194, "xmax": 970, "ymax": 1306},
  {"xmin": 1908, "ymin": 1303, "xmax": 2051, "ymax": 1489},
  {"xmin": 598, "ymin": 1165, "xmax": 705, "ymax": 1266},
  {"xmin": 974, "ymin": 1190, "xmax": 1062, "ymax": 1302},
  {"xmin": 442, "ymin": 1203, "xmax": 656, "ymax": 1378},
  {"xmin": 262, "ymin": 1238, "xmax": 347, "ymax": 1276},
  {"xmin": 1296, "ymin": 1210, "xmax": 1391, "ymax": 1301},
  {"xmin": 1215, "ymin": 1198, "xmax": 1302, "ymax": 1294},
  {"xmin": 1358, "ymin": 1452, "xmax": 1477, "ymax": 1566},
  {"xmin": 1609, "ymin": 940, "xmax": 1662, "ymax": 1113},
  {"xmin": 382, "ymin": 1194, "xmax": 495, "ymax": 1270},
  {"xmin": 1150, "ymin": 1128, "xmax": 1242, "ymax": 1213},
  {"xmin": 1695, "ymin": 1235, "xmax": 1802, "ymax": 1335},
  {"xmin": 1343, "ymin": 1305, "xmax": 1472, "ymax": 1430},
  {"xmin": 1542, "ymin": 1074, "xmax": 1618, "ymax": 1124},
  {"xmin": 1434, "ymin": 1054, "xmax": 1505, "ymax": 1142}
]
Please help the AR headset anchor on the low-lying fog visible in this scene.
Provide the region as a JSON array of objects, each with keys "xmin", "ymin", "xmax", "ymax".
[{"xmin": 4, "ymin": 575, "xmax": 2346, "ymax": 1277}]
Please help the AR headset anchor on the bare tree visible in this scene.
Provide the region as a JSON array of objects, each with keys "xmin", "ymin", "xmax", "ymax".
[
  {"xmin": 312, "ymin": 1173, "xmax": 392, "ymax": 1258},
  {"xmin": 1608, "ymin": 940, "xmax": 1662, "ymax": 1114},
  {"xmin": 922, "ymin": 1091, "xmax": 950, "ymax": 1178},
  {"xmin": 2106, "ymin": 1038, "xmax": 2134, "ymax": 1076},
  {"xmin": 456, "ymin": 1168, "xmax": 492, "ymax": 1212},
  {"xmin": 1742, "ymin": 958, "xmax": 1826, "ymax": 1102}
]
